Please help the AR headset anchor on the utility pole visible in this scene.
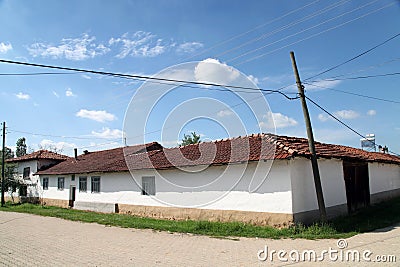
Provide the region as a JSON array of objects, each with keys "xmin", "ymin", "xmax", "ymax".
[
  {"xmin": 290, "ymin": 52, "xmax": 327, "ymax": 222},
  {"xmin": 1, "ymin": 121, "xmax": 6, "ymax": 206}
]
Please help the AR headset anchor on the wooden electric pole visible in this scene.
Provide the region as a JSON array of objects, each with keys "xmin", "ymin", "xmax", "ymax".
[
  {"xmin": 290, "ymin": 52, "xmax": 327, "ymax": 222},
  {"xmin": 1, "ymin": 121, "xmax": 6, "ymax": 206}
]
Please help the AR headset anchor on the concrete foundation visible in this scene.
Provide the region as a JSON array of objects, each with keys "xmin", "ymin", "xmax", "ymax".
[
  {"xmin": 41, "ymin": 198, "xmax": 69, "ymax": 208},
  {"xmin": 370, "ymin": 188, "xmax": 400, "ymax": 204},
  {"xmin": 118, "ymin": 203, "xmax": 294, "ymax": 227},
  {"xmin": 74, "ymin": 201, "xmax": 117, "ymax": 213}
]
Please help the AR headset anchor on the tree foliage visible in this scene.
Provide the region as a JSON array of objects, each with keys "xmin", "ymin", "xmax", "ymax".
[
  {"xmin": 16, "ymin": 137, "xmax": 27, "ymax": 157},
  {"xmin": 0, "ymin": 147, "xmax": 24, "ymax": 198},
  {"xmin": 0, "ymin": 147, "xmax": 14, "ymax": 161},
  {"xmin": 180, "ymin": 132, "xmax": 201, "ymax": 146}
]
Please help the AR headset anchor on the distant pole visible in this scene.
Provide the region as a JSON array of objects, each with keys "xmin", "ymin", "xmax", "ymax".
[
  {"xmin": 1, "ymin": 121, "xmax": 6, "ymax": 206},
  {"xmin": 290, "ymin": 52, "xmax": 327, "ymax": 222}
]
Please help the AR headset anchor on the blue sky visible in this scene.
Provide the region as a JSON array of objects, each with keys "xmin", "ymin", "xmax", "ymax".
[{"xmin": 0, "ymin": 0, "xmax": 399, "ymax": 156}]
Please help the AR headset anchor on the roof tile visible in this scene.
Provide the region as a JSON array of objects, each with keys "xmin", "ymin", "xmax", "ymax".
[{"xmin": 36, "ymin": 134, "xmax": 400, "ymax": 175}]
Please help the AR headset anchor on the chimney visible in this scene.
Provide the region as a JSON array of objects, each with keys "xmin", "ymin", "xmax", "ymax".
[{"xmin": 74, "ymin": 148, "xmax": 78, "ymax": 159}]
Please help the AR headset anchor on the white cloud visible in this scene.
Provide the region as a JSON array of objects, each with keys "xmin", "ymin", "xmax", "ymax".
[
  {"xmin": 65, "ymin": 88, "xmax": 76, "ymax": 97},
  {"xmin": 259, "ymin": 111, "xmax": 298, "ymax": 129},
  {"xmin": 304, "ymin": 79, "xmax": 342, "ymax": 90},
  {"xmin": 217, "ymin": 110, "xmax": 233, "ymax": 117},
  {"xmin": 81, "ymin": 74, "xmax": 92, "ymax": 80},
  {"xmin": 91, "ymin": 127, "xmax": 124, "ymax": 139},
  {"xmin": 39, "ymin": 139, "xmax": 76, "ymax": 152},
  {"xmin": 0, "ymin": 42, "xmax": 12, "ymax": 53},
  {"xmin": 194, "ymin": 58, "xmax": 240, "ymax": 85},
  {"xmin": 52, "ymin": 91, "xmax": 60, "ymax": 98},
  {"xmin": 109, "ymin": 31, "xmax": 167, "ymax": 58},
  {"xmin": 247, "ymin": 75, "xmax": 259, "ymax": 85},
  {"xmin": 176, "ymin": 42, "xmax": 203, "ymax": 54},
  {"xmin": 367, "ymin": 109, "xmax": 376, "ymax": 116},
  {"xmin": 318, "ymin": 113, "xmax": 330, "ymax": 122},
  {"xmin": 319, "ymin": 110, "xmax": 360, "ymax": 122},
  {"xmin": 15, "ymin": 92, "xmax": 30, "ymax": 100},
  {"xmin": 28, "ymin": 33, "xmax": 110, "ymax": 60},
  {"xmin": 76, "ymin": 109, "xmax": 116, "ymax": 123},
  {"xmin": 334, "ymin": 110, "xmax": 359, "ymax": 120}
]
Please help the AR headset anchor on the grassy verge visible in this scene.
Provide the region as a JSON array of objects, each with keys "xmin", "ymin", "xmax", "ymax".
[{"xmin": 1, "ymin": 196, "xmax": 399, "ymax": 239}]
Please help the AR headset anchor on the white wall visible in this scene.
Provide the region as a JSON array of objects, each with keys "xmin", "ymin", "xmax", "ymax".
[
  {"xmin": 40, "ymin": 160, "xmax": 294, "ymax": 214},
  {"xmin": 290, "ymin": 158, "xmax": 347, "ymax": 213},
  {"xmin": 40, "ymin": 174, "xmax": 71, "ymax": 200},
  {"xmin": 13, "ymin": 161, "xmax": 40, "ymax": 197},
  {"xmin": 369, "ymin": 162, "xmax": 400, "ymax": 195}
]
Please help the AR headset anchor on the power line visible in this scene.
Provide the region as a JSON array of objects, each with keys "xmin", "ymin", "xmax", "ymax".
[
  {"xmin": 179, "ymin": 0, "xmax": 320, "ymax": 62},
  {"xmin": 8, "ymin": 129, "xmax": 121, "ymax": 141},
  {"xmin": 215, "ymin": 0, "xmax": 351, "ymax": 59},
  {"xmin": 0, "ymin": 72, "xmax": 77, "ymax": 76},
  {"xmin": 307, "ymin": 72, "xmax": 400, "ymax": 82},
  {"xmin": 227, "ymin": 0, "xmax": 372, "ymax": 63},
  {"xmin": 302, "ymin": 82, "xmax": 400, "ymax": 104},
  {"xmin": 304, "ymin": 31, "xmax": 400, "ymax": 81},
  {"xmin": 235, "ymin": 2, "xmax": 396, "ymax": 66},
  {"xmin": 0, "ymin": 59, "xmax": 298, "ymax": 100},
  {"xmin": 305, "ymin": 95, "xmax": 400, "ymax": 156},
  {"xmin": 320, "ymin": 57, "xmax": 400, "ymax": 80},
  {"xmin": 304, "ymin": 82, "xmax": 400, "ymax": 104}
]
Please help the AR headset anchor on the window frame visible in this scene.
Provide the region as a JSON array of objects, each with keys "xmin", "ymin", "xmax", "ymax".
[
  {"xmin": 79, "ymin": 176, "xmax": 87, "ymax": 192},
  {"xmin": 141, "ymin": 176, "xmax": 156, "ymax": 196},
  {"xmin": 57, "ymin": 177, "xmax": 65, "ymax": 191},
  {"xmin": 91, "ymin": 176, "xmax": 100, "ymax": 193},
  {"xmin": 42, "ymin": 177, "xmax": 49, "ymax": 190},
  {"xmin": 23, "ymin": 167, "xmax": 30, "ymax": 179}
]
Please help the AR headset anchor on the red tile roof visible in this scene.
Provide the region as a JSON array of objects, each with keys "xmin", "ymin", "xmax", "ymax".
[
  {"xmin": 36, "ymin": 134, "xmax": 400, "ymax": 175},
  {"xmin": 6, "ymin": 150, "xmax": 69, "ymax": 163},
  {"xmin": 36, "ymin": 142, "xmax": 162, "ymax": 175}
]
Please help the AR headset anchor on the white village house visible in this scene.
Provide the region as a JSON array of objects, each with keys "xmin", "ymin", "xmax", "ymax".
[
  {"xmin": 5, "ymin": 150, "xmax": 69, "ymax": 203},
  {"xmin": 6, "ymin": 133, "xmax": 400, "ymax": 226}
]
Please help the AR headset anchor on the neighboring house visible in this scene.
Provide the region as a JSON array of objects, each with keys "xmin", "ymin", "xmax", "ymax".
[
  {"xmin": 10, "ymin": 134, "xmax": 400, "ymax": 226},
  {"xmin": 5, "ymin": 150, "xmax": 69, "ymax": 202}
]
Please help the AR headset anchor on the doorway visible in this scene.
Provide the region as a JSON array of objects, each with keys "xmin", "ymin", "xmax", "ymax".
[
  {"xmin": 343, "ymin": 161, "xmax": 370, "ymax": 213},
  {"xmin": 69, "ymin": 186, "xmax": 76, "ymax": 207}
]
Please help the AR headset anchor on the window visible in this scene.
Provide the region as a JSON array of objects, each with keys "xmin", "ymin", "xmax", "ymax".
[
  {"xmin": 23, "ymin": 167, "xmax": 30, "ymax": 179},
  {"xmin": 79, "ymin": 176, "xmax": 87, "ymax": 192},
  {"xmin": 57, "ymin": 177, "xmax": 65, "ymax": 191},
  {"xmin": 42, "ymin": 177, "xmax": 49, "ymax": 190},
  {"xmin": 19, "ymin": 185, "xmax": 27, "ymax": 197},
  {"xmin": 91, "ymin": 176, "xmax": 100, "ymax": 193},
  {"xmin": 141, "ymin": 176, "xmax": 155, "ymax": 196},
  {"xmin": 71, "ymin": 174, "xmax": 75, "ymax": 181}
]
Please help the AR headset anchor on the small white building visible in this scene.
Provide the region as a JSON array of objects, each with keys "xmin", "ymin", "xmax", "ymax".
[
  {"xmin": 8, "ymin": 134, "xmax": 400, "ymax": 226},
  {"xmin": 5, "ymin": 150, "xmax": 69, "ymax": 203}
]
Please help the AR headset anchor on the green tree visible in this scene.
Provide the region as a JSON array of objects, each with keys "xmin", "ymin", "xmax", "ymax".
[
  {"xmin": 16, "ymin": 137, "xmax": 27, "ymax": 157},
  {"xmin": 0, "ymin": 147, "xmax": 14, "ymax": 161},
  {"xmin": 1, "ymin": 147, "xmax": 18, "ymax": 204},
  {"xmin": 180, "ymin": 132, "xmax": 201, "ymax": 146}
]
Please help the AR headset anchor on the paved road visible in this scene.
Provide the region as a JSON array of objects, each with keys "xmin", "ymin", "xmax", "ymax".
[{"xmin": 0, "ymin": 211, "xmax": 399, "ymax": 266}]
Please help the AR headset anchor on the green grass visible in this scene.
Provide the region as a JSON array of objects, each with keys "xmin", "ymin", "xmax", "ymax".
[{"xmin": 1, "ymin": 196, "xmax": 399, "ymax": 239}]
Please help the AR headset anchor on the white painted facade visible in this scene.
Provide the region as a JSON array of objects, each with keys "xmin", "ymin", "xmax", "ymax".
[
  {"xmin": 9, "ymin": 160, "xmax": 40, "ymax": 198},
  {"xmin": 290, "ymin": 158, "xmax": 348, "ymax": 214},
  {"xmin": 368, "ymin": 162, "xmax": 400, "ymax": 202},
  {"xmin": 8, "ymin": 154, "xmax": 396, "ymax": 222},
  {"xmin": 41, "ymin": 160, "xmax": 294, "ymax": 214},
  {"xmin": 8, "ymin": 159, "xmax": 62, "ymax": 200}
]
